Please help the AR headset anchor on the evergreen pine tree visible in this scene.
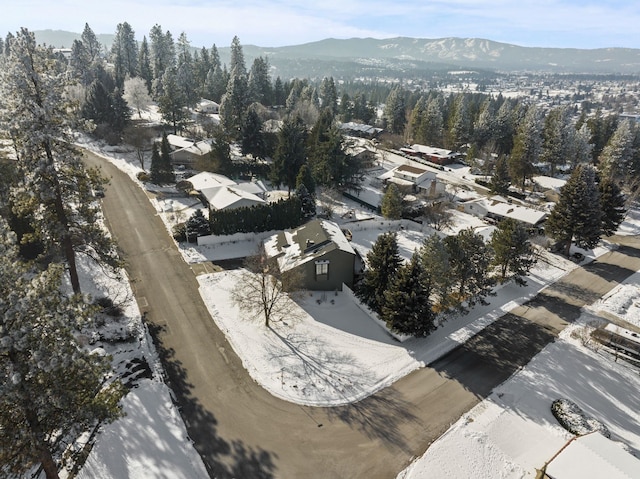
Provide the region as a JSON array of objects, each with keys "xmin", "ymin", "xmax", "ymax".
[
  {"xmin": 546, "ymin": 164, "xmax": 602, "ymax": 257},
  {"xmin": 598, "ymin": 176, "xmax": 626, "ymax": 236},
  {"xmin": 445, "ymin": 228, "xmax": 495, "ymax": 311},
  {"xmin": 0, "ymin": 219, "xmax": 124, "ymax": 479},
  {"xmin": 185, "ymin": 209, "xmax": 210, "ymax": 242},
  {"xmin": 150, "ymin": 136, "xmax": 175, "ymax": 185},
  {"xmin": 382, "ymin": 252, "xmax": 435, "ymax": 337},
  {"xmin": 157, "ymin": 68, "xmax": 189, "ymax": 134},
  {"xmin": 420, "ymin": 233, "xmax": 453, "ymax": 313},
  {"xmin": 509, "ymin": 104, "xmax": 542, "ymax": 191},
  {"xmin": 319, "ymin": 77, "xmax": 338, "ymax": 115},
  {"xmin": 240, "ymin": 107, "xmax": 266, "ymax": 159},
  {"xmin": 383, "ymin": 86, "xmax": 407, "ymax": 135},
  {"xmin": 111, "ymin": 21, "xmax": 138, "ymax": 87},
  {"xmin": 357, "ymin": 232, "xmax": 403, "ymax": 314},
  {"xmin": 137, "ymin": 36, "xmax": 153, "ymax": 92},
  {"xmin": 489, "ymin": 155, "xmax": 511, "ymax": 195},
  {"xmin": 270, "ymin": 115, "xmax": 307, "ymax": 191},
  {"xmin": 490, "ymin": 218, "xmax": 536, "ymax": 286},
  {"xmin": 381, "ymin": 183, "xmax": 403, "ymax": 219},
  {"xmin": 295, "ymin": 183, "xmax": 316, "ymax": 220},
  {"xmin": 599, "ymin": 120, "xmax": 636, "ymax": 182},
  {"xmin": 248, "ymin": 56, "xmax": 272, "ymax": 105},
  {"xmin": 149, "ymin": 141, "xmax": 162, "ymax": 183},
  {"xmin": 295, "ymin": 163, "xmax": 316, "ymax": 196},
  {"xmin": 1, "ymin": 28, "xmax": 120, "ymax": 293}
]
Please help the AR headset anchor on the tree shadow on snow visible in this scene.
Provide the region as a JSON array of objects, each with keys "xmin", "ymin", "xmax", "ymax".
[
  {"xmin": 267, "ymin": 328, "xmax": 420, "ymax": 452},
  {"xmin": 148, "ymin": 322, "xmax": 277, "ymax": 479}
]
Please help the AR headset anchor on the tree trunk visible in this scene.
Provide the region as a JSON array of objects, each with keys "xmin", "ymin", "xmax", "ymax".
[
  {"xmin": 44, "ymin": 141, "xmax": 81, "ymax": 294},
  {"xmin": 39, "ymin": 447, "xmax": 60, "ymax": 479},
  {"xmin": 24, "ymin": 404, "xmax": 59, "ymax": 479}
]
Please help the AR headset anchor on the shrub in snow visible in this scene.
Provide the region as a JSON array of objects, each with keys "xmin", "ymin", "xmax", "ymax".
[
  {"xmin": 93, "ymin": 296, "xmax": 124, "ymax": 317},
  {"xmin": 173, "ymin": 222, "xmax": 187, "ymax": 242},
  {"xmin": 551, "ymin": 398, "xmax": 611, "ymax": 438},
  {"xmin": 137, "ymin": 171, "xmax": 150, "ymax": 182}
]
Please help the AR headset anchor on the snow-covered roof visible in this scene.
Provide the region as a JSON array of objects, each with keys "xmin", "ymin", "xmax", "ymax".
[
  {"xmin": 533, "ymin": 175, "xmax": 567, "ymax": 192},
  {"xmin": 546, "ymin": 432, "xmax": 640, "ymax": 479},
  {"xmin": 166, "ymin": 135, "xmax": 213, "ymax": 157},
  {"xmin": 339, "ymin": 122, "xmax": 383, "ymax": 136},
  {"xmin": 264, "ymin": 219, "xmax": 356, "ymax": 272},
  {"xmin": 186, "ymin": 172, "xmax": 236, "ymax": 191},
  {"xmin": 197, "ymin": 99, "xmax": 219, "ymax": 108},
  {"xmin": 465, "ymin": 197, "xmax": 547, "ymax": 226},
  {"xmin": 410, "ymin": 144, "xmax": 457, "ymax": 158},
  {"xmin": 200, "ymin": 185, "xmax": 266, "ymax": 211},
  {"xmin": 233, "ymin": 180, "xmax": 269, "ymax": 196}
]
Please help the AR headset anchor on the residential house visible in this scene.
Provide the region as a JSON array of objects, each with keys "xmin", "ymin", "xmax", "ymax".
[
  {"xmin": 401, "ymin": 144, "xmax": 459, "ymax": 165},
  {"xmin": 339, "ymin": 121, "xmax": 383, "ymax": 139},
  {"xmin": 462, "ymin": 196, "xmax": 547, "ymax": 230},
  {"xmin": 166, "ymin": 134, "xmax": 213, "ymax": 167},
  {"xmin": 200, "ymin": 185, "xmax": 266, "ymax": 211},
  {"xmin": 185, "ymin": 171, "xmax": 268, "ymax": 211},
  {"xmin": 195, "ymin": 98, "xmax": 220, "ymax": 114},
  {"xmin": 379, "ymin": 164, "xmax": 445, "ymax": 198},
  {"xmin": 264, "ymin": 219, "xmax": 356, "ymax": 291}
]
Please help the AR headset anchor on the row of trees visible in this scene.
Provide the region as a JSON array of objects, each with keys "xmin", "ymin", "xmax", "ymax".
[
  {"xmin": 0, "ymin": 29, "xmax": 125, "ymax": 478},
  {"xmin": 357, "ymin": 221, "xmax": 536, "ymax": 337},
  {"xmin": 385, "ymin": 87, "xmax": 640, "ymax": 192}
]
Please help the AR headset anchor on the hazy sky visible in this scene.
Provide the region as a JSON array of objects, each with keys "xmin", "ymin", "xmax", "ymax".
[{"xmin": 5, "ymin": 1, "xmax": 640, "ymax": 49}]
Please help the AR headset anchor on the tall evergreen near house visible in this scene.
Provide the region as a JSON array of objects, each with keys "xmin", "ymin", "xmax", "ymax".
[
  {"xmin": 357, "ymin": 232, "xmax": 403, "ymax": 315},
  {"xmin": 509, "ymin": 104, "xmax": 542, "ymax": 191},
  {"xmin": 157, "ymin": 67, "xmax": 189, "ymax": 134},
  {"xmin": 0, "ymin": 28, "xmax": 120, "ymax": 294},
  {"xmin": 489, "ymin": 155, "xmax": 511, "ymax": 196},
  {"xmin": 381, "ymin": 183, "xmax": 403, "ymax": 219},
  {"xmin": 111, "ymin": 21, "xmax": 138, "ymax": 88},
  {"xmin": 546, "ymin": 164, "xmax": 602, "ymax": 257},
  {"xmin": 0, "ymin": 219, "xmax": 124, "ymax": 479},
  {"xmin": 220, "ymin": 36, "xmax": 249, "ymax": 135},
  {"xmin": 490, "ymin": 218, "xmax": 536, "ymax": 286},
  {"xmin": 296, "ymin": 163, "xmax": 316, "ymax": 196},
  {"xmin": 598, "ymin": 176, "xmax": 626, "ymax": 236},
  {"xmin": 270, "ymin": 114, "xmax": 307, "ymax": 192},
  {"xmin": 240, "ymin": 107, "xmax": 266, "ymax": 159},
  {"xmin": 382, "ymin": 253, "xmax": 436, "ymax": 337},
  {"xmin": 137, "ymin": 36, "xmax": 153, "ymax": 93},
  {"xmin": 150, "ymin": 134, "xmax": 175, "ymax": 184},
  {"xmin": 383, "ymin": 86, "xmax": 407, "ymax": 135},
  {"xmin": 420, "ymin": 233, "xmax": 453, "ymax": 313},
  {"xmin": 295, "ymin": 183, "xmax": 316, "ymax": 220},
  {"xmin": 445, "ymin": 228, "xmax": 495, "ymax": 311}
]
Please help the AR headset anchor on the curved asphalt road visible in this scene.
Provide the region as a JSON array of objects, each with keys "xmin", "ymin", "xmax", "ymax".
[{"xmin": 85, "ymin": 150, "xmax": 640, "ymax": 479}]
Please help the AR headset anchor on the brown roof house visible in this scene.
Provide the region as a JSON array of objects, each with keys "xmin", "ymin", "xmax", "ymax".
[{"xmin": 264, "ymin": 219, "xmax": 357, "ymax": 291}]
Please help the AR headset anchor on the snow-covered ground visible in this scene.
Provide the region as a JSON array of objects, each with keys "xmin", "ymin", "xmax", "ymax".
[
  {"xmin": 75, "ymin": 119, "xmax": 640, "ymax": 478},
  {"xmin": 397, "ymin": 310, "xmax": 640, "ymax": 478}
]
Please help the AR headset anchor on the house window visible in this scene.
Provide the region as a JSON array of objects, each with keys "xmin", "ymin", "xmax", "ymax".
[{"xmin": 315, "ymin": 261, "xmax": 329, "ymax": 279}]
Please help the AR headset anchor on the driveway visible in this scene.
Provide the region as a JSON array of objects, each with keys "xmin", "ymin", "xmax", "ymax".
[{"xmin": 85, "ymin": 150, "xmax": 640, "ymax": 478}]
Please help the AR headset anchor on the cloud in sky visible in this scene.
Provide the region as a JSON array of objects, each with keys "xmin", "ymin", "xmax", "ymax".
[{"xmin": 4, "ymin": 0, "xmax": 640, "ymax": 49}]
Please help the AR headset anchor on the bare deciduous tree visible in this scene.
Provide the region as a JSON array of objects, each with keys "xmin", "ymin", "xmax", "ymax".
[
  {"xmin": 232, "ymin": 249, "xmax": 305, "ymax": 328},
  {"xmin": 124, "ymin": 124, "xmax": 156, "ymax": 170},
  {"xmin": 123, "ymin": 76, "xmax": 153, "ymax": 118}
]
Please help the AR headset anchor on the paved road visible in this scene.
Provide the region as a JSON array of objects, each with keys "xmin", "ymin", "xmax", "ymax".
[{"xmin": 85, "ymin": 150, "xmax": 640, "ymax": 479}]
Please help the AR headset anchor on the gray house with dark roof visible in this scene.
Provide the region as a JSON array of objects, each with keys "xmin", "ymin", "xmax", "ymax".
[{"xmin": 264, "ymin": 219, "xmax": 356, "ymax": 291}]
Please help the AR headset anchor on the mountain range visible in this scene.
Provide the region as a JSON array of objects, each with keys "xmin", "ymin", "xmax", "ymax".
[{"xmin": 34, "ymin": 30, "xmax": 640, "ymax": 76}]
